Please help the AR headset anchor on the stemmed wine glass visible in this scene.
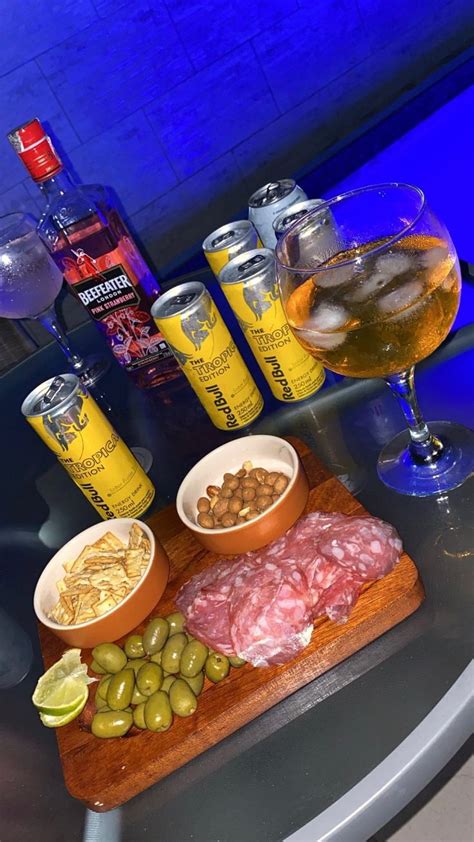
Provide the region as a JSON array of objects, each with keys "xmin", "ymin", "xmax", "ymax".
[
  {"xmin": 0, "ymin": 213, "xmax": 107, "ymax": 385},
  {"xmin": 276, "ymin": 183, "xmax": 474, "ymax": 496}
]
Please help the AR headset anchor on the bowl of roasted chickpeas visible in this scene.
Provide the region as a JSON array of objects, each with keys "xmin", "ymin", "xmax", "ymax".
[{"xmin": 176, "ymin": 435, "xmax": 309, "ymax": 554}]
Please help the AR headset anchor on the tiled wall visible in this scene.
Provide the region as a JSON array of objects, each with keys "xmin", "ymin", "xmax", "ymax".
[{"xmin": 1, "ymin": 0, "xmax": 472, "ymax": 285}]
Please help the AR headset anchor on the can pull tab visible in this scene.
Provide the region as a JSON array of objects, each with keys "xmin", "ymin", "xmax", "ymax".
[
  {"xmin": 264, "ymin": 183, "xmax": 280, "ymax": 203},
  {"xmin": 238, "ymin": 254, "xmax": 266, "ymax": 272},
  {"xmin": 42, "ymin": 375, "xmax": 66, "ymax": 407}
]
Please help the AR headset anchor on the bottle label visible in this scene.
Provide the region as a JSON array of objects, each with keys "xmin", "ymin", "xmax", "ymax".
[
  {"xmin": 75, "ymin": 264, "xmax": 140, "ymax": 319},
  {"xmin": 57, "ymin": 225, "xmax": 176, "ymax": 373}
]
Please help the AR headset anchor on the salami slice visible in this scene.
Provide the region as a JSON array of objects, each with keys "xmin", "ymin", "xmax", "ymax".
[
  {"xmin": 317, "ymin": 516, "xmax": 402, "ymax": 579},
  {"xmin": 229, "ymin": 561, "xmax": 313, "ymax": 666}
]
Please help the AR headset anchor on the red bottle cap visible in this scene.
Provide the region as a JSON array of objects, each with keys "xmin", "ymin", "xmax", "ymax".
[{"xmin": 7, "ymin": 118, "xmax": 63, "ymax": 182}]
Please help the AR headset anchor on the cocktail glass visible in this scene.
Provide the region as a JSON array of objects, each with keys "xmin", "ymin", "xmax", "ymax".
[
  {"xmin": 276, "ymin": 183, "xmax": 474, "ymax": 496},
  {"xmin": 0, "ymin": 213, "xmax": 107, "ymax": 385}
]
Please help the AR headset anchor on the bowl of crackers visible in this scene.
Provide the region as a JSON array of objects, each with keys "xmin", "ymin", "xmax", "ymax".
[{"xmin": 34, "ymin": 519, "xmax": 169, "ymax": 648}]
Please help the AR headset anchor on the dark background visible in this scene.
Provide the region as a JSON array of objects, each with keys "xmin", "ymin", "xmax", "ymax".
[{"xmin": 0, "ymin": 0, "xmax": 473, "ymax": 367}]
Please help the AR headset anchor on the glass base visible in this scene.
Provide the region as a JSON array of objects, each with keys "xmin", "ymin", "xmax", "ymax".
[
  {"xmin": 73, "ymin": 354, "xmax": 110, "ymax": 387},
  {"xmin": 377, "ymin": 422, "xmax": 474, "ymax": 496},
  {"xmin": 131, "ymin": 447, "xmax": 153, "ymax": 474}
]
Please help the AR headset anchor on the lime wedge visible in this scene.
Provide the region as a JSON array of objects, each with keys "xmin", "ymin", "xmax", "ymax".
[
  {"xmin": 32, "ymin": 648, "xmax": 95, "ymax": 716},
  {"xmin": 39, "ymin": 692, "xmax": 88, "ymax": 728}
]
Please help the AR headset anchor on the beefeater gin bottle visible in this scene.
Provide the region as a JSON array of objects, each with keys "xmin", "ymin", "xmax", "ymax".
[{"xmin": 8, "ymin": 118, "xmax": 182, "ymax": 390}]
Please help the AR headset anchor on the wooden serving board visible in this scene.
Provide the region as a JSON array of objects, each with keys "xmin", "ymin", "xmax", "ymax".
[{"xmin": 38, "ymin": 437, "xmax": 424, "ymax": 812}]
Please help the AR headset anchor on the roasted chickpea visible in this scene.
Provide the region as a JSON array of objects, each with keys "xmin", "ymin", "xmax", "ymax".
[
  {"xmin": 206, "ymin": 485, "xmax": 221, "ymax": 497},
  {"xmin": 213, "ymin": 498, "xmax": 229, "ymax": 519},
  {"xmin": 256, "ymin": 483, "xmax": 273, "ymax": 497},
  {"xmin": 197, "ymin": 512, "xmax": 215, "ymax": 528},
  {"xmin": 241, "ymin": 477, "xmax": 258, "ymax": 489},
  {"xmin": 266, "ymin": 472, "xmax": 279, "ymax": 486},
  {"xmin": 245, "ymin": 510, "xmax": 259, "ymax": 521},
  {"xmin": 242, "ymin": 486, "xmax": 256, "ymax": 501},
  {"xmin": 250, "ymin": 468, "xmax": 268, "ymax": 483},
  {"xmin": 256, "ymin": 495, "xmax": 273, "ymax": 511},
  {"xmin": 228, "ymin": 497, "xmax": 242, "ymax": 514},
  {"xmin": 197, "ymin": 497, "xmax": 210, "ymax": 513},
  {"xmin": 221, "ymin": 512, "xmax": 237, "ymax": 528},
  {"xmin": 220, "ymin": 484, "xmax": 234, "ymax": 498},
  {"xmin": 273, "ymin": 474, "xmax": 289, "ymax": 494}
]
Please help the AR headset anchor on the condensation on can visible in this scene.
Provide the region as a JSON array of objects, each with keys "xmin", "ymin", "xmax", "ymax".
[
  {"xmin": 248, "ymin": 179, "xmax": 307, "ymax": 249},
  {"xmin": 202, "ymin": 220, "xmax": 262, "ymax": 277},
  {"xmin": 218, "ymin": 249, "xmax": 325, "ymax": 402},
  {"xmin": 21, "ymin": 374, "xmax": 155, "ymax": 520},
  {"xmin": 151, "ymin": 282, "xmax": 263, "ymax": 431}
]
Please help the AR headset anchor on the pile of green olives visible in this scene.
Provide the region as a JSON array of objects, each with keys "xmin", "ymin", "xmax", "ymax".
[{"xmin": 89, "ymin": 611, "xmax": 246, "ymax": 738}]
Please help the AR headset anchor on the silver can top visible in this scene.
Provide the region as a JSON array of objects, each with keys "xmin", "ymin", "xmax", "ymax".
[
  {"xmin": 248, "ymin": 179, "xmax": 297, "ymax": 209},
  {"xmin": 202, "ymin": 220, "xmax": 254, "ymax": 253},
  {"xmin": 219, "ymin": 248, "xmax": 275, "ymax": 286},
  {"xmin": 273, "ymin": 199, "xmax": 325, "ymax": 237},
  {"xmin": 21, "ymin": 373, "xmax": 81, "ymax": 418},
  {"xmin": 151, "ymin": 281, "xmax": 207, "ymax": 321}
]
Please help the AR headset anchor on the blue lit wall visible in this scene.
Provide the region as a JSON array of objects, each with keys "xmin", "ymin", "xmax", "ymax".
[{"xmin": 0, "ymin": 0, "xmax": 472, "ymax": 282}]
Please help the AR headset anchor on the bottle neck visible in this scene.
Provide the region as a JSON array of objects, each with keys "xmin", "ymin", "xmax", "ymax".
[{"xmin": 37, "ymin": 168, "xmax": 76, "ymax": 202}]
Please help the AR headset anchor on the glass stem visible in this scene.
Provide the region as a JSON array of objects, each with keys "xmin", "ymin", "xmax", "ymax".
[
  {"xmin": 37, "ymin": 305, "xmax": 85, "ymax": 374},
  {"xmin": 384, "ymin": 367, "xmax": 444, "ymax": 463}
]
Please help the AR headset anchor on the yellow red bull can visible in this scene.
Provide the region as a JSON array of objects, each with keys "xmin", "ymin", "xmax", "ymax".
[
  {"xmin": 151, "ymin": 282, "xmax": 263, "ymax": 430},
  {"xmin": 202, "ymin": 220, "xmax": 262, "ymax": 277},
  {"xmin": 21, "ymin": 374, "xmax": 155, "ymax": 520},
  {"xmin": 218, "ymin": 249, "xmax": 325, "ymax": 402}
]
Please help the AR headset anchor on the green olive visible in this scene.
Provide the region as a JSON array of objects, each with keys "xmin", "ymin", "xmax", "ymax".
[
  {"xmin": 95, "ymin": 692, "xmax": 109, "ymax": 710},
  {"xmin": 150, "ymin": 651, "xmax": 162, "ymax": 666},
  {"xmin": 136, "ymin": 662, "xmax": 163, "ymax": 696},
  {"xmin": 133, "ymin": 702, "xmax": 147, "ymax": 730},
  {"xmin": 106, "ymin": 668, "xmax": 135, "ymax": 710},
  {"xmin": 144, "ymin": 691, "xmax": 173, "ymax": 732},
  {"xmin": 179, "ymin": 671, "xmax": 204, "ymax": 696},
  {"xmin": 169, "ymin": 678, "xmax": 198, "ymax": 718},
  {"xmin": 180, "ymin": 640, "xmax": 208, "ymax": 678},
  {"xmin": 132, "ymin": 685, "xmax": 148, "ymax": 705},
  {"xmin": 229, "ymin": 656, "xmax": 246, "ymax": 668},
  {"xmin": 124, "ymin": 634, "xmax": 145, "ymax": 659},
  {"xmin": 90, "ymin": 659, "xmax": 107, "ymax": 674},
  {"xmin": 205, "ymin": 653, "xmax": 230, "ymax": 683},
  {"xmin": 161, "ymin": 675, "xmax": 176, "ymax": 694},
  {"xmin": 161, "ymin": 632, "xmax": 187, "ymax": 674},
  {"xmin": 126, "ymin": 658, "xmax": 148, "ymax": 676},
  {"xmin": 91, "ymin": 709, "xmax": 133, "ymax": 738},
  {"xmin": 166, "ymin": 611, "xmax": 185, "ymax": 635},
  {"xmin": 92, "ymin": 643, "xmax": 127, "ymax": 674},
  {"xmin": 97, "ymin": 674, "xmax": 112, "ymax": 700},
  {"xmin": 186, "ymin": 633, "xmax": 194, "ymax": 642},
  {"xmin": 143, "ymin": 618, "xmax": 169, "ymax": 655}
]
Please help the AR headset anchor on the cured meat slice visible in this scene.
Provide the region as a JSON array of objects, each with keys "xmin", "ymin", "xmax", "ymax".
[
  {"xmin": 229, "ymin": 562, "xmax": 312, "ymax": 667},
  {"xmin": 317, "ymin": 516, "xmax": 402, "ymax": 579},
  {"xmin": 313, "ymin": 570, "xmax": 363, "ymax": 623},
  {"xmin": 185, "ymin": 585, "xmax": 234, "ymax": 655},
  {"xmin": 176, "ymin": 558, "xmax": 234, "ymax": 615}
]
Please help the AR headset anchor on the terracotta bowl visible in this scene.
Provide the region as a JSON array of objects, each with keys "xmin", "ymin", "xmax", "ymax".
[
  {"xmin": 33, "ymin": 519, "xmax": 169, "ymax": 649},
  {"xmin": 176, "ymin": 435, "xmax": 309, "ymax": 554}
]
